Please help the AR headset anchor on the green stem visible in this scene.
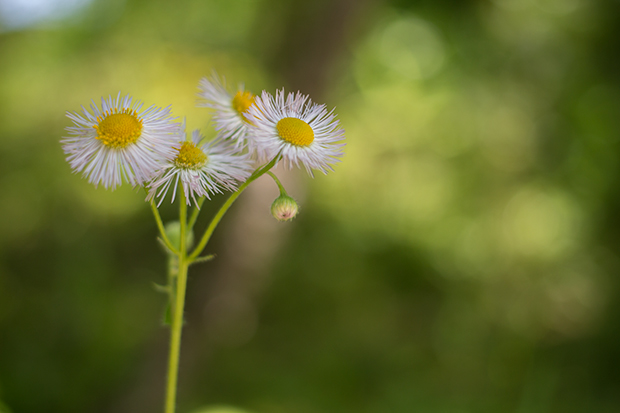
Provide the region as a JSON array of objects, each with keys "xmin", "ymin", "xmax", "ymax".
[
  {"xmin": 266, "ymin": 171, "xmax": 288, "ymax": 196},
  {"xmin": 162, "ymin": 156, "xmax": 279, "ymax": 413},
  {"xmin": 165, "ymin": 194, "xmax": 188, "ymax": 413},
  {"xmin": 150, "ymin": 200, "xmax": 179, "ymax": 255},
  {"xmin": 188, "ymin": 156, "xmax": 279, "ymax": 261}
]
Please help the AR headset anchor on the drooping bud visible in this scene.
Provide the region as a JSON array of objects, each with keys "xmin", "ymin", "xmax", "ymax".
[{"xmin": 270, "ymin": 194, "xmax": 299, "ymax": 222}]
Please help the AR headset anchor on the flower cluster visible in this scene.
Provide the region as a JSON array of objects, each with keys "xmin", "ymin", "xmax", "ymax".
[{"xmin": 62, "ymin": 72, "xmax": 345, "ymax": 206}]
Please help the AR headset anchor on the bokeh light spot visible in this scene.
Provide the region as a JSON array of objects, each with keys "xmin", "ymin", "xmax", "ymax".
[{"xmin": 379, "ymin": 15, "xmax": 446, "ymax": 80}]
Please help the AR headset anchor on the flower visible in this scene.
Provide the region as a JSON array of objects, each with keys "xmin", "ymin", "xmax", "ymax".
[
  {"xmin": 244, "ymin": 89, "xmax": 345, "ymax": 176},
  {"xmin": 147, "ymin": 126, "xmax": 253, "ymax": 206},
  {"xmin": 62, "ymin": 93, "xmax": 181, "ymax": 189},
  {"xmin": 197, "ymin": 71, "xmax": 256, "ymax": 148}
]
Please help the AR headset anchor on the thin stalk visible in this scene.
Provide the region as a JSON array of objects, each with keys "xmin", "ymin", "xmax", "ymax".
[
  {"xmin": 266, "ymin": 171, "xmax": 287, "ymax": 195},
  {"xmin": 189, "ymin": 156, "xmax": 279, "ymax": 261},
  {"xmin": 164, "ymin": 193, "xmax": 189, "ymax": 413},
  {"xmin": 150, "ymin": 200, "xmax": 179, "ymax": 255}
]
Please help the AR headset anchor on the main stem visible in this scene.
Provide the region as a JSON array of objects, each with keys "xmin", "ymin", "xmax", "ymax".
[
  {"xmin": 163, "ymin": 156, "xmax": 278, "ymax": 413},
  {"xmin": 165, "ymin": 197, "xmax": 188, "ymax": 413}
]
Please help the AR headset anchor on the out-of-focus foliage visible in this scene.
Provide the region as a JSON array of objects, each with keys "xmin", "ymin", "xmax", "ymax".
[
  {"xmin": 190, "ymin": 406, "xmax": 254, "ymax": 413},
  {"xmin": 1, "ymin": 0, "xmax": 620, "ymax": 412}
]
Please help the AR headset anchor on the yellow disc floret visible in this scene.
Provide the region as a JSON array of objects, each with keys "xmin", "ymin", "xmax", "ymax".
[
  {"xmin": 276, "ymin": 117, "xmax": 314, "ymax": 146},
  {"xmin": 232, "ymin": 91, "xmax": 255, "ymax": 118},
  {"xmin": 174, "ymin": 141, "xmax": 208, "ymax": 169},
  {"xmin": 94, "ymin": 108, "xmax": 143, "ymax": 149}
]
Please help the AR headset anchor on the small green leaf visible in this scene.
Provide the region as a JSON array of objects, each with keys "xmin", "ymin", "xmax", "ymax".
[
  {"xmin": 152, "ymin": 282, "xmax": 170, "ymax": 294},
  {"xmin": 191, "ymin": 254, "xmax": 216, "ymax": 265}
]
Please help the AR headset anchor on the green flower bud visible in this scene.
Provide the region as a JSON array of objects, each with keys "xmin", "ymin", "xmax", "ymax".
[
  {"xmin": 165, "ymin": 221, "xmax": 194, "ymax": 249},
  {"xmin": 270, "ymin": 194, "xmax": 299, "ymax": 222}
]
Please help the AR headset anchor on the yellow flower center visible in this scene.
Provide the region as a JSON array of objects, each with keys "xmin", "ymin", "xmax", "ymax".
[
  {"xmin": 94, "ymin": 108, "xmax": 143, "ymax": 149},
  {"xmin": 174, "ymin": 141, "xmax": 208, "ymax": 169},
  {"xmin": 276, "ymin": 117, "xmax": 314, "ymax": 146},
  {"xmin": 232, "ymin": 90, "xmax": 255, "ymax": 118}
]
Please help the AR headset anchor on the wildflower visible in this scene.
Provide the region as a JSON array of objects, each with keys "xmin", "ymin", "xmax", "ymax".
[
  {"xmin": 197, "ymin": 71, "xmax": 256, "ymax": 148},
  {"xmin": 147, "ymin": 127, "xmax": 253, "ymax": 206},
  {"xmin": 244, "ymin": 89, "xmax": 345, "ymax": 176},
  {"xmin": 271, "ymin": 194, "xmax": 299, "ymax": 221},
  {"xmin": 62, "ymin": 93, "xmax": 180, "ymax": 189}
]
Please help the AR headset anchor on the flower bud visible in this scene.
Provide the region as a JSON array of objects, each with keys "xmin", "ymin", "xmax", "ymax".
[
  {"xmin": 270, "ymin": 195, "xmax": 299, "ymax": 222},
  {"xmin": 164, "ymin": 221, "xmax": 194, "ymax": 249}
]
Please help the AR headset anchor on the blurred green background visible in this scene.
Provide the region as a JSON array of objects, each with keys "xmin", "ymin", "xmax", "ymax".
[{"xmin": 1, "ymin": 0, "xmax": 620, "ymax": 412}]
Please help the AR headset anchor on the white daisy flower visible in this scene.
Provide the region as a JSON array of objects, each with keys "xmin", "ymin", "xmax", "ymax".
[
  {"xmin": 244, "ymin": 89, "xmax": 345, "ymax": 176},
  {"xmin": 147, "ymin": 127, "xmax": 253, "ymax": 206},
  {"xmin": 197, "ymin": 71, "xmax": 256, "ymax": 148},
  {"xmin": 62, "ymin": 93, "xmax": 181, "ymax": 189}
]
